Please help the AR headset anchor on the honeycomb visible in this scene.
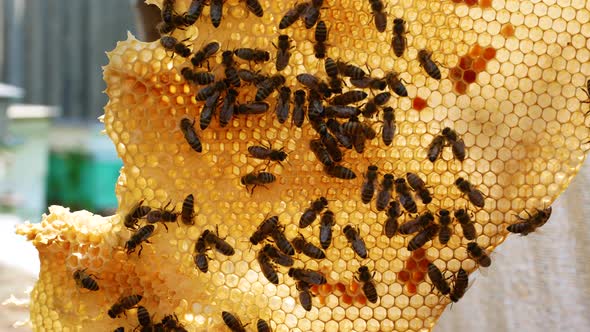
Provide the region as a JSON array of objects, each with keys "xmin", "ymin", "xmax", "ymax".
[{"xmin": 16, "ymin": 0, "xmax": 590, "ymax": 331}]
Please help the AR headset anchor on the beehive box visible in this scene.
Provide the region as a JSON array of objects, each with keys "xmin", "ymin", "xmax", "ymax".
[{"xmin": 17, "ymin": 0, "xmax": 590, "ymax": 331}]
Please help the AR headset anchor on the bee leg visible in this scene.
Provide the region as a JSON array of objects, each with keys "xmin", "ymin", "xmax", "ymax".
[
  {"xmin": 161, "ymin": 222, "xmax": 169, "ymax": 232},
  {"xmin": 138, "ymin": 244, "xmax": 144, "ymax": 257}
]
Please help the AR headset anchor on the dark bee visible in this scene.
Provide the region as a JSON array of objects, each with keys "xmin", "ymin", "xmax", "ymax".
[
  {"xmin": 161, "ymin": 314, "xmax": 187, "ymax": 331},
  {"xmin": 384, "ymin": 201, "xmax": 402, "ymax": 238},
  {"xmin": 288, "ymin": 268, "xmax": 327, "ymax": 285},
  {"xmin": 179, "ymin": 118, "xmax": 202, "ymax": 153},
  {"xmin": 248, "ymin": 144, "xmax": 288, "ymax": 164},
  {"xmin": 407, "ymin": 223, "xmax": 439, "ymax": 251},
  {"xmin": 507, "ymin": 206, "xmax": 552, "ymax": 236},
  {"xmin": 455, "ymin": 177, "xmax": 485, "ymax": 208},
  {"xmin": 427, "ymin": 134, "xmax": 445, "ymax": 162},
  {"xmin": 442, "ymin": 127, "xmax": 466, "ymax": 161},
  {"xmin": 180, "ymin": 194, "xmax": 196, "ymax": 225},
  {"xmin": 204, "ymin": 228, "xmax": 235, "ymax": 256},
  {"xmin": 257, "ymin": 319, "xmax": 271, "ymax": 332},
  {"xmin": 244, "ymin": 0, "xmax": 264, "ymax": 17},
  {"xmin": 124, "ymin": 200, "xmax": 151, "ymax": 230},
  {"xmin": 310, "ymin": 139, "xmax": 334, "ymax": 167},
  {"xmin": 160, "ymin": 36, "xmax": 191, "ymax": 58},
  {"xmin": 145, "ymin": 201, "xmax": 178, "ymax": 229},
  {"xmin": 108, "ymin": 294, "xmax": 143, "ymax": 318},
  {"xmin": 362, "ymin": 91, "xmax": 391, "ymax": 118},
  {"xmin": 314, "ymin": 20, "xmax": 328, "ymax": 59},
  {"xmin": 194, "ymin": 250, "xmax": 209, "ymax": 272},
  {"xmin": 279, "ymin": 2, "xmax": 308, "ymax": 29},
  {"xmin": 385, "ymin": 71, "xmax": 408, "ymax": 97},
  {"xmin": 406, "ymin": 172, "xmax": 432, "ymax": 204},
  {"xmin": 136, "ymin": 306, "xmax": 151, "ymax": 328},
  {"xmin": 184, "ymin": 0, "xmax": 207, "ymax": 25},
  {"xmin": 369, "ymin": 0, "xmax": 387, "ymax": 32},
  {"xmin": 236, "ymin": 102, "xmax": 270, "ymax": 115},
  {"xmin": 438, "ymin": 209, "xmax": 452, "ymax": 245},
  {"xmin": 156, "ymin": 14, "xmax": 188, "ymax": 35},
  {"xmin": 73, "ymin": 268, "xmax": 99, "ymax": 291},
  {"xmin": 376, "ymin": 173, "xmax": 395, "ymax": 211},
  {"xmin": 271, "ymin": 225, "xmax": 295, "ymax": 256},
  {"xmin": 381, "ymin": 107, "xmax": 396, "ymax": 146},
  {"xmin": 343, "ymin": 225, "xmax": 367, "ymax": 258},
  {"xmin": 297, "ymin": 281, "xmax": 313, "ymax": 311},
  {"xmin": 303, "ymin": 0, "xmax": 323, "ymax": 29},
  {"xmin": 162, "ymin": 0, "xmax": 175, "ymax": 24},
  {"xmin": 275, "ymin": 35, "xmax": 292, "ymax": 71},
  {"xmin": 296, "ymin": 73, "xmax": 331, "ymax": 97},
  {"xmin": 352, "ymin": 130, "xmax": 367, "ymax": 154},
  {"xmin": 331, "ymin": 90, "xmax": 368, "ymax": 105},
  {"xmin": 241, "ymin": 171, "xmax": 277, "ymax": 193},
  {"xmin": 336, "ymin": 60, "xmax": 367, "ymax": 79},
  {"xmin": 196, "ymin": 80, "xmax": 228, "ymax": 101},
  {"xmin": 210, "ymin": 0, "xmax": 223, "ymax": 28},
  {"xmin": 222, "ymin": 311, "xmax": 247, "ymax": 332},
  {"xmin": 125, "ymin": 225, "xmax": 155, "ymax": 256},
  {"xmin": 325, "ymin": 57, "xmax": 339, "ymax": 77},
  {"xmin": 234, "ymin": 48, "xmax": 270, "ymax": 63},
  {"xmin": 326, "ymin": 118, "xmax": 353, "ymax": 149},
  {"xmin": 292, "ymin": 234, "xmax": 326, "ymax": 259},
  {"xmin": 341, "ymin": 116, "xmax": 364, "ymax": 136},
  {"xmin": 418, "ymin": 49, "xmax": 442, "ymax": 80},
  {"xmin": 237, "ymin": 69, "xmax": 268, "ymax": 85},
  {"xmin": 181, "ymin": 67, "xmax": 215, "ymax": 85},
  {"xmin": 219, "ymin": 89, "xmax": 238, "ymax": 127},
  {"xmin": 449, "ymin": 268, "xmax": 469, "ymax": 302},
  {"xmin": 257, "ymin": 250, "xmax": 279, "ymax": 284},
  {"xmin": 250, "ymin": 216, "xmax": 278, "ymax": 245},
  {"xmin": 256, "ymin": 75, "xmax": 285, "ymax": 101},
  {"xmin": 299, "ymin": 196, "xmax": 329, "ymax": 228},
  {"xmin": 324, "ymin": 165, "xmax": 357, "ymax": 180},
  {"xmin": 466, "ymin": 242, "xmax": 492, "ymax": 267},
  {"xmin": 292, "ymin": 89, "xmax": 307, "ymax": 127},
  {"xmin": 399, "ymin": 211, "xmax": 434, "ymax": 235},
  {"xmin": 350, "ymin": 76, "xmax": 387, "ymax": 90},
  {"xmin": 191, "ymin": 41, "xmax": 220, "ymax": 67},
  {"xmin": 200, "ymin": 90, "xmax": 221, "ymax": 130},
  {"xmin": 427, "ymin": 263, "xmax": 450, "ymax": 295},
  {"xmin": 357, "ymin": 265, "xmax": 378, "ymax": 303},
  {"xmin": 361, "ymin": 165, "xmax": 379, "ymax": 204},
  {"xmin": 325, "ymin": 105, "xmax": 360, "ymax": 119},
  {"xmin": 262, "ymin": 243, "xmax": 294, "ymax": 267},
  {"xmin": 454, "ymin": 208, "xmax": 477, "ymax": 241},
  {"xmin": 319, "ymin": 210, "xmax": 335, "ymax": 249},
  {"xmin": 321, "ymin": 131, "xmax": 343, "ymax": 162},
  {"xmin": 391, "ymin": 18, "xmax": 407, "ymax": 57},
  {"xmin": 221, "ymin": 51, "xmax": 241, "ymax": 88}
]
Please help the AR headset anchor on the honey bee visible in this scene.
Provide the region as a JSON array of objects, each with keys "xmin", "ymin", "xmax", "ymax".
[
  {"xmin": 427, "ymin": 263, "xmax": 450, "ymax": 295},
  {"xmin": 427, "ymin": 134, "xmax": 445, "ymax": 162},
  {"xmin": 257, "ymin": 250, "xmax": 279, "ymax": 284},
  {"xmin": 454, "ymin": 208, "xmax": 477, "ymax": 240},
  {"xmin": 184, "ymin": 0, "xmax": 207, "ymax": 25},
  {"xmin": 126, "ymin": 225, "xmax": 155, "ymax": 256},
  {"xmin": 352, "ymin": 130, "xmax": 367, "ymax": 154},
  {"xmin": 156, "ymin": 14, "xmax": 188, "ymax": 35},
  {"xmin": 325, "ymin": 57, "xmax": 339, "ymax": 77},
  {"xmin": 244, "ymin": 0, "xmax": 264, "ymax": 17},
  {"xmin": 296, "ymin": 73, "xmax": 330, "ymax": 97},
  {"xmin": 376, "ymin": 173, "xmax": 395, "ymax": 211},
  {"xmin": 108, "ymin": 294, "xmax": 143, "ymax": 318},
  {"xmin": 356, "ymin": 265, "xmax": 378, "ymax": 303},
  {"xmin": 125, "ymin": 200, "xmax": 151, "ymax": 230},
  {"xmin": 219, "ymin": 89, "xmax": 238, "ymax": 127},
  {"xmin": 343, "ymin": 225, "xmax": 368, "ymax": 258},
  {"xmin": 381, "ymin": 107, "xmax": 396, "ymax": 146},
  {"xmin": 385, "ymin": 71, "xmax": 408, "ymax": 97},
  {"xmin": 384, "ymin": 201, "xmax": 402, "ymax": 238},
  {"xmin": 240, "ymin": 171, "xmax": 277, "ymax": 193},
  {"xmin": 341, "ymin": 116, "xmax": 364, "ymax": 136},
  {"xmin": 181, "ymin": 68, "xmax": 215, "ymax": 86},
  {"xmin": 256, "ymin": 75, "xmax": 285, "ymax": 101},
  {"xmin": 248, "ymin": 144, "xmax": 288, "ymax": 164},
  {"xmin": 204, "ymin": 228, "xmax": 235, "ymax": 256},
  {"xmin": 314, "ymin": 20, "xmax": 328, "ymax": 59},
  {"xmin": 407, "ymin": 223, "xmax": 439, "ymax": 251},
  {"xmin": 271, "ymin": 225, "xmax": 295, "ymax": 255},
  {"xmin": 437, "ymin": 209, "xmax": 452, "ymax": 245},
  {"xmin": 250, "ymin": 215, "xmax": 279, "ymax": 245},
  {"xmin": 455, "ymin": 177, "xmax": 485, "ymax": 208},
  {"xmin": 325, "ymin": 105, "xmax": 360, "ymax": 119},
  {"xmin": 194, "ymin": 251, "xmax": 209, "ymax": 272},
  {"xmin": 234, "ymin": 48, "xmax": 270, "ymax": 63},
  {"xmin": 395, "ymin": 178, "xmax": 417, "ymax": 213},
  {"xmin": 326, "ymin": 118, "xmax": 353, "ymax": 149},
  {"xmin": 418, "ymin": 49, "xmax": 442, "ymax": 80},
  {"xmin": 146, "ymin": 201, "xmax": 178, "ymax": 228},
  {"xmin": 368, "ymin": 0, "xmax": 387, "ymax": 32},
  {"xmin": 321, "ymin": 131, "xmax": 343, "ymax": 162},
  {"xmin": 161, "ymin": 314, "xmax": 187, "ymax": 331},
  {"xmin": 196, "ymin": 80, "xmax": 228, "ymax": 101},
  {"xmin": 449, "ymin": 268, "xmax": 469, "ymax": 302},
  {"xmin": 324, "ymin": 164, "xmax": 357, "ymax": 179},
  {"xmin": 237, "ymin": 69, "xmax": 268, "ymax": 85},
  {"xmin": 350, "ymin": 76, "xmax": 387, "ymax": 90},
  {"xmin": 279, "ymin": 2, "xmax": 308, "ymax": 29},
  {"xmin": 310, "ymin": 139, "xmax": 334, "ymax": 167},
  {"xmin": 191, "ymin": 41, "xmax": 220, "ymax": 67},
  {"xmin": 337, "ymin": 60, "xmax": 367, "ymax": 79},
  {"xmin": 399, "ymin": 211, "xmax": 434, "ymax": 235},
  {"xmin": 299, "ymin": 196, "xmax": 329, "ymax": 228},
  {"xmin": 222, "ymin": 311, "xmax": 247, "ymax": 332},
  {"xmin": 292, "ymin": 234, "xmax": 326, "ymax": 259},
  {"xmin": 136, "ymin": 306, "xmax": 152, "ymax": 328},
  {"xmin": 391, "ymin": 18, "xmax": 407, "ymax": 57},
  {"xmin": 179, "ymin": 118, "xmax": 202, "ymax": 153},
  {"xmin": 442, "ymin": 127, "xmax": 466, "ymax": 161},
  {"xmin": 162, "ymin": 0, "xmax": 175, "ymax": 24},
  {"xmin": 73, "ymin": 268, "xmax": 100, "ymax": 291},
  {"xmin": 406, "ymin": 172, "xmax": 432, "ymax": 204},
  {"xmin": 275, "ymin": 35, "xmax": 292, "ymax": 71},
  {"xmin": 303, "ymin": 0, "xmax": 323, "ymax": 29},
  {"xmin": 507, "ymin": 206, "xmax": 552, "ymax": 236},
  {"xmin": 296, "ymin": 280, "xmax": 313, "ymax": 311},
  {"xmin": 210, "ymin": 0, "xmax": 223, "ymax": 28},
  {"xmin": 319, "ymin": 210, "xmax": 335, "ymax": 249},
  {"xmin": 236, "ymin": 102, "xmax": 270, "ymax": 115},
  {"xmin": 331, "ymin": 90, "xmax": 368, "ymax": 105},
  {"xmin": 200, "ymin": 90, "xmax": 220, "ymax": 130},
  {"xmin": 360, "ymin": 165, "xmax": 379, "ymax": 204},
  {"xmin": 180, "ymin": 194, "xmax": 196, "ymax": 225},
  {"xmin": 466, "ymin": 242, "xmax": 492, "ymax": 267},
  {"xmin": 160, "ymin": 36, "xmax": 191, "ymax": 58},
  {"xmin": 257, "ymin": 319, "xmax": 271, "ymax": 332},
  {"xmin": 288, "ymin": 267, "xmax": 327, "ymax": 285},
  {"xmin": 292, "ymin": 89, "xmax": 307, "ymax": 127},
  {"xmin": 262, "ymin": 243, "xmax": 294, "ymax": 266}
]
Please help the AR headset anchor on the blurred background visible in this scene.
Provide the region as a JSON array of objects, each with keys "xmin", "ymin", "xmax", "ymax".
[{"xmin": 0, "ymin": 1, "xmax": 589, "ymax": 331}]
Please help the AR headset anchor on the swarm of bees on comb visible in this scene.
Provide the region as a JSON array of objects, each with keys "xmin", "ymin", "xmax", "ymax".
[{"xmin": 16, "ymin": 0, "xmax": 590, "ymax": 331}]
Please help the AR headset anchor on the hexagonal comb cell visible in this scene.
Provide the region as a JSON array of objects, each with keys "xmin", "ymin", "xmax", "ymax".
[{"xmin": 16, "ymin": 0, "xmax": 590, "ymax": 331}]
